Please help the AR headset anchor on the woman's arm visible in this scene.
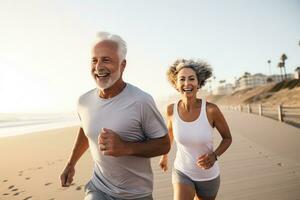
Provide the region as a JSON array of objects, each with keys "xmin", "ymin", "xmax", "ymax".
[
  {"xmin": 159, "ymin": 103, "xmax": 174, "ymax": 171},
  {"xmin": 209, "ymin": 104, "xmax": 232, "ymax": 158},
  {"xmin": 198, "ymin": 103, "xmax": 232, "ymax": 169}
]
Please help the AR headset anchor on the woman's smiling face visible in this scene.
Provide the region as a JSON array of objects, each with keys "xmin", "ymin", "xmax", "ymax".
[{"xmin": 176, "ymin": 67, "xmax": 199, "ymax": 97}]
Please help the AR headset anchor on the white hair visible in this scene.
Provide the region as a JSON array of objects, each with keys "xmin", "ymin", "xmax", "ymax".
[{"xmin": 93, "ymin": 31, "xmax": 127, "ymax": 61}]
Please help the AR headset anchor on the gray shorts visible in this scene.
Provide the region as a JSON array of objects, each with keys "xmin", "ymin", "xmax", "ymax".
[
  {"xmin": 172, "ymin": 168, "xmax": 220, "ymax": 198},
  {"xmin": 84, "ymin": 180, "xmax": 153, "ymax": 200}
]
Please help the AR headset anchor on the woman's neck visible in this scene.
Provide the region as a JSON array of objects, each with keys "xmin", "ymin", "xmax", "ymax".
[{"xmin": 180, "ymin": 97, "xmax": 199, "ymax": 112}]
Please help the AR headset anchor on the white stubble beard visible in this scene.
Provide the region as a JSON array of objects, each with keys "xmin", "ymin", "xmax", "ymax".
[{"xmin": 95, "ymin": 68, "xmax": 122, "ymax": 90}]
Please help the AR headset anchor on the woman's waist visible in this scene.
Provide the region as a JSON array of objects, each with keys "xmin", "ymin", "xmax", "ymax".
[
  {"xmin": 173, "ymin": 159, "xmax": 220, "ymax": 180},
  {"xmin": 175, "ymin": 145, "xmax": 213, "ymax": 159}
]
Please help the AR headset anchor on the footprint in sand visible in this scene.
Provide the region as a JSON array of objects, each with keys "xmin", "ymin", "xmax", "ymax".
[
  {"xmin": 25, "ymin": 177, "xmax": 31, "ymax": 180},
  {"xmin": 13, "ymin": 192, "xmax": 21, "ymax": 196},
  {"xmin": 47, "ymin": 162, "xmax": 55, "ymax": 166},
  {"xmin": 11, "ymin": 188, "xmax": 18, "ymax": 191},
  {"xmin": 2, "ymin": 193, "xmax": 9, "ymax": 196},
  {"xmin": 37, "ymin": 166, "xmax": 43, "ymax": 170},
  {"xmin": 76, "ymin": 185, "xmax": 84, "ymax": 191},
  {"xmin": 277, "ymin": 162, "xmax": 282, "ymax": 167},
  {"xmin": 23, "ymin": 196, "xmax": 33, "ymax": 200},
  {"xmin": 44, "ymin": 182, "xmax": 52, "ymax": 186},
  {"xmin": 2, "ymin": 179, "xmax": 8, "ymax": 182},
  {"xmin": 8, "ymin": 185, "xmax": 15, "ymax": 189},
  {"xmin": 48, "ymin": 198, "xmax": 56, "ymax": 200}
]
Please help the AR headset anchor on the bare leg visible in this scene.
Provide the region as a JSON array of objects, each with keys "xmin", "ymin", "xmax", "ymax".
[
  {"xmin": 194, "ymin": 194, "xmax": 217, "ymax": 200},
  {"xmin": 173, "ymin": 183, "xmax": 195, "ymax": 200}
]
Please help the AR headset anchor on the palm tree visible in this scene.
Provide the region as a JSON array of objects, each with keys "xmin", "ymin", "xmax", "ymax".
[
  {"xmin": 277, "ymin": 62, "xmax": 284, "ymax": 81},
  {"xmin": 267, "ymin": 60, "xmax": 271, "ymax": 75},
  {"xmin": 243, "ymin": 72, "xmax": 251, "ymax": 77},
  {"xmin": 219, "ymin": 80, "xmax": 226, "ymax": 84},
  {"xmin": 280, "ymin": 54, "xmax": 288, "ymax": 80}
]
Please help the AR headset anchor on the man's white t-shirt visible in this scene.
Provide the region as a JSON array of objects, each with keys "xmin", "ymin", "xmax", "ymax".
[{"xmin": 78, "ymin": 83, "xmax": 167, "ymax": 199}]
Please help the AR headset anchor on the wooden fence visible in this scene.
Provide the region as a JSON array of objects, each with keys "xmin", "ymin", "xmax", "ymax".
[{"xmin": 222, "ymin": 104, "xmax": 300, "ymax": 127}]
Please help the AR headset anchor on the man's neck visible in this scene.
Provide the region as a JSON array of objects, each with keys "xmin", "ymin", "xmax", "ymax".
[{"xmin": 98, "ymin": 80, "xmax": 126, "ymax": 99}]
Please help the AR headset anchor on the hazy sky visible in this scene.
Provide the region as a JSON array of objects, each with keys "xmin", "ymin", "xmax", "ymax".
[{"xmin": 0, "ymin": 0, "xmax": 299, "ymax": 113}]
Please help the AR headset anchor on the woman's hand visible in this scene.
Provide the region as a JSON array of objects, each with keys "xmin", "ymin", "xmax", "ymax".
[
  {"xmin": 197, "ymin": 153, "xmax": 216, "ymax": 170},
  {"xmin": 159, "ymin": 155, "xmax": 168, "ymax": 172}
]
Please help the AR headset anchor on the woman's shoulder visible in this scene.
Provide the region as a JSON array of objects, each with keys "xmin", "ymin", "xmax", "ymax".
[
  {"xmin": 205, "ymin": 101, "xmax": 220, "ymax": 115},
  {"xmin": 166, "ymin": 103, "xmax": 175, "ymax": 117}
]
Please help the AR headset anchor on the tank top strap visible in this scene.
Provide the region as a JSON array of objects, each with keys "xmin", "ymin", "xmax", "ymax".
[
  {"xmin": 200, "ymin": 98, "xmax": 207, "ymax": 120},
  {"xmin": 173, "ymin": 100, "xmax": 180, "ymax": 119},
  {"xmin": 200, "ymin": 98, "xmax": 213, "ymax": 130},
  {"xmin": 201, "ymin": 98, "xmax": 206, "ymax": 111}
]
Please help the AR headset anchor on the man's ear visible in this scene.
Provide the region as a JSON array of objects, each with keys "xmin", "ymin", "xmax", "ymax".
[{"xmin": 121, "ymin": 59, "xmax": 126, "ymax": 72}]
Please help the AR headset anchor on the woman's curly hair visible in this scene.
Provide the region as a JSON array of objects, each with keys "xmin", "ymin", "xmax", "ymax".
[{"xmin": 167, "ymin": 59, "xmax": 213, "ymax": 89}]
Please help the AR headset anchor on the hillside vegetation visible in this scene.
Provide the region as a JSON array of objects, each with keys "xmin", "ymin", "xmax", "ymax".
[{"xmin": 206, "ymin": 79, "xmax": 300, "ymax": 106}]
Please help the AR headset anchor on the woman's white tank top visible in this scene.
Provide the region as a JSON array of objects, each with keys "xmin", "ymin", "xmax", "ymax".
[{"xmin": 173, "ymin": 99, "xmax": 220, "ymax": 181}]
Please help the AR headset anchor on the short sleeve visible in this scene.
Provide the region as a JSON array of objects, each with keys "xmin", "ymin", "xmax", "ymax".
[{"xmin": 140, "ymin": 95, "xmax": 168, "ymax": 139}]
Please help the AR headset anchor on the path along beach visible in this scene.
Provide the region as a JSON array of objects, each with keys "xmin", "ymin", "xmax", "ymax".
[{"xmin": 0, "ymin": 110, "xmax": 299, "ymax": 199}]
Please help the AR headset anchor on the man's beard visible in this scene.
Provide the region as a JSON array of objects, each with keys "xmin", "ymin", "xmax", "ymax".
[{"xmin": 95, "ymin": 69, "xmax": 121, "ymax": 90}]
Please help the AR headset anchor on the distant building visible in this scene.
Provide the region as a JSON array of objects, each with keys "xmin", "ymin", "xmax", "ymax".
[
  {"xmin": 268, "ymin": 74, "xmax": 293, "ymax": 82},
  {"xmin": 235, "ymin": 73, "xmax": 267, "ymax": 90},
  {"xmin": 295, "ymin": 67, "xmax": 300, "ymax": 79},
  {"xmin": 213, "ymin": 83, "xmax": 234, "ymax": 95},
  {"xmin": 235, "ymin": 72, "xmax": 294, "ymax": 91}
]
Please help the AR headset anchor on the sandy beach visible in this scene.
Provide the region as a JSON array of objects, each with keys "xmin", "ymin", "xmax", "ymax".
[
  {"xmin": 1, "ymin": 110, "xmax": 300, "ymax": 200},
  {"xmin": 0, "ymin": 127, "xmax": 93, "ymax": 200}
]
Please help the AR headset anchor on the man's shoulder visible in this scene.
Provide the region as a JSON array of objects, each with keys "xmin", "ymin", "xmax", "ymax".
[
  {"xmin": 127, "ymin": 83, "xmax": 153, "ymax": 102},
  {"xmin": 78, "ymin": 88, "xmax": 97, "ymax": 104}
]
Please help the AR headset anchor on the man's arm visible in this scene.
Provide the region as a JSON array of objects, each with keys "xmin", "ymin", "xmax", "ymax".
[
  {"xmin": 126, "ymin": 134, "xmax": 170, "ymax": 157},
  {"xmin": 60, "ymin": 127, "xmax": 89, "ymax": 187},
  {"xmin": 99, "ymin": 128, "xmax": 170, "ymax": 158},
  {"xmin": 67, "ymin": 127, "xmax": 89, "ymax": 166}
]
